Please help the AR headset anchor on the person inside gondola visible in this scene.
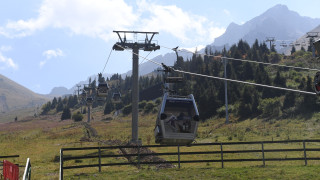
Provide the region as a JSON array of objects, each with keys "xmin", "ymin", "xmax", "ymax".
[
  {"xmin": 166, "ymin": 114, "xmax": 178, "ymax": 131},
  {"xmin": 177, "ymin": 112, "xmax": 185, "ymax": 120},
  {"xmin": 177, "ymin": 112, "xmax": 191, "ymax": 133}
]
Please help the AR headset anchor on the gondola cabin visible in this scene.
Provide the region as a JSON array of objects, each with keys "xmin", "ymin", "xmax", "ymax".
[
  {"xmin": 97, "ymin": 83, "xmax": 109, "ymax": 97},
  {"xmin": 86, "ymin": 97, "xmax": 93, "ymax": 105},
  {"xmin": 112, "ymin": 92, "xmax": 121, "ymax": 103},
  {"xmin": 154, "ymin": 93, "xmax": 199, "ymax": 145}
]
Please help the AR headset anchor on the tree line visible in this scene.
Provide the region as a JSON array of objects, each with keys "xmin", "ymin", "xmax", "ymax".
[{"xmin": 42, "ymin": 39, "xmax": 319, "ymax": 121}]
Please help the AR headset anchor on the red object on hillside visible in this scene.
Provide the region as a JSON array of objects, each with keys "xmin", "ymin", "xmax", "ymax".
[{"xmin": 3, "ymin": 160, "xmax": 19, "ymax": 180}]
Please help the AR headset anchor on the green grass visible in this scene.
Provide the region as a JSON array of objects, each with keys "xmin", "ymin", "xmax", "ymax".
[
  {"xmin": 63, "ymin": 165, "xmax": 320, "ymax": 180},
  {"xmin": 1, "ymin": 109, "xmax": 320, "ymax": 179}
]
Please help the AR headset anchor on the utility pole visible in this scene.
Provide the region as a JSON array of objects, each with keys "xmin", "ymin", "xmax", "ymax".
[
  {"xmin": 306, "ymin": 32, "xmax": 319, "ymax": 58},
  {"xmin": 113, "ymin": 31, "xmax": 160, "ymax": 144},
  {"xmin": 266, "ymin": 37, "xmax": 275, "ymax": 50},
  {"xmin": 83, "ymin": 84, "xmax": 93, "ymax": 123},
  {"xmin": 76, "ymin": 85, "xmax": 81, "ymax": 97},
  {"xmin": 223, "ymin": 56, "xmax": 229, "ymax": 124},
  {"xmin": 76, "ymin": 85, "xmax": 82, "ymax": 113}
]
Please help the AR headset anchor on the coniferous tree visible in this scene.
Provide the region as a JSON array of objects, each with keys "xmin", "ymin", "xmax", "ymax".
[
  {"xmin": 51, "ymin": 97, "xmax": 57, "ymax": 109},
  {"xmin": 301, "ymin": 76, "xmax": 317, "ymax": 112},
  {"xmin": 56, "ymin": 101, "xmax": 64, "ymax": 112},
  {"xmin": 41, "ymin": 101, "xmax": 51, "ymax": 115},
  {"xmin": 61, "ymin": 107, "xmax": 71, "ymax": 120},
  {"xmin": 283, "ymin": 91, "xmax": 295, "ymax": 110},
  {"xmin": 243, "ymin": 62, "xmax": 254, "ymax": 80},
  {"xmin": 291, "ymin": 46, "xmax": 296, "ymax": 55},
  {"xmin": 104, "ymin": 99, "xmax": 114, "ymax": 114}
]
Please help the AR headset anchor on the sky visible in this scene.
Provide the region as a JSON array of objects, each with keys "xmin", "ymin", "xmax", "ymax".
[{"xmin": 1, "ymin": 0, "xmax": 320, "ymax": 94}]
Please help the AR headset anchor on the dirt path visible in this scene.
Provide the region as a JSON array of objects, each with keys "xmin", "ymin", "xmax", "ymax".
[
  {"xmin": 77, "ymin": 122, "xmax": 174, "ymax": 169},
  {"xmin": 80, "ymin": 122, "xmax": 99, "ymax": 141},
  {"xmin": 98, "ymin": 140, "xmax": 174, "ymax": 169}
]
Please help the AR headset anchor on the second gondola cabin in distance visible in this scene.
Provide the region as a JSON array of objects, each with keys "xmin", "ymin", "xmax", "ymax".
[
  {"xmin": 97, "ymin": 73, "xmax": 109, "ymax": 97},
  {"xmin": 112, "ymin": 92, "xmax": 121, "ymax": 103}
]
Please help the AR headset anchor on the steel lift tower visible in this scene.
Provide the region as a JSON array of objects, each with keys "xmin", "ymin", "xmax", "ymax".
[
  {"xmin": 83, "ymin": 84, "xmax": 94, "ymax": 123},
  {"xmin": 307, "ymin": 32, "xmax": 319, "ymax": 57},
  {"xmin": 113, "ymin": 31, "xmax": 160, "ymax": 144},
  {"xmin": 76, "ymin": 85, "xmax": 83, "ymax": 113},
  {"xmin": 266, "ymin": 37, "xmax": 276, "ymax": 50}
]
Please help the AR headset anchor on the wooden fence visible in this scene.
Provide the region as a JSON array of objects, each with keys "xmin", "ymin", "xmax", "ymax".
[
  {"xmin": 0, "ymin": 155, "xmax": 20, "ymax": 167},
  {"xmin": 59, "ymin": 139, "xmax": 320, "ymax": 180}
]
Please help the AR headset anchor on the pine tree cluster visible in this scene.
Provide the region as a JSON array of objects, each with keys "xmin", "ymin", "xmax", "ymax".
[{"xmin": 41, "ymin": 39, "xmax": 319, "ymax": 121}]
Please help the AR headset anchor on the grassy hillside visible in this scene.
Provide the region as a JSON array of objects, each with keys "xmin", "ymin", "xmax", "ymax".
[
  {"xmin": 1, "ymin": 105, "xmax": 320, "ymax": 179},
  {"xmin": 0, "ymin": 74, "xmax": 48, "ymax": 122}
]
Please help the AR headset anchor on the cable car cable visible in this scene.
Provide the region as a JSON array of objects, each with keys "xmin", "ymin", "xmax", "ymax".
[
  {"xmin": 101, "ymin": 48, "xmax": 113, "ymax": 74},
  {"xmin": 160, "ymin": 45, "xmax": 320, "ymax": 72},
  {"xmin": 115, "ymin": 44, "xmax": 316, "ymax": 95},
  {"xmin": 139, "ymin": 51, "xmax": 153, "ymax": 65}
]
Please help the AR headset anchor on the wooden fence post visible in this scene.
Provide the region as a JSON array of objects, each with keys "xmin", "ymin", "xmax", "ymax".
[
  {"xmin": 303, "ymin": 140, "xmax": 307, "ymax": 166},
  {"xmin": 60, "ymin": 149, "xmax": 63, "ymax": 180},
  {"xmin": 178, "ymin": 145, "xmax": 181, "ymax": 169},
  {"xmin": 98, "ymin": 146, "xmax": 101, "ymax": 172},
  {"xmin": 261, "ymin": 142, "xmax": 265, "ymax": 167},
  {"xmin": 137, "ymin": 145, "xmax": 141, "ymax": 169},
  {"xmin": 220, "ymin": 143, "xmax": 224, "ymax": 168}
]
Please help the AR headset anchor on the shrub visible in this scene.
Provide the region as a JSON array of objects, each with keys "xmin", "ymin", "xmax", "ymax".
[
  {"xmin": 72, "ymin": 111, "xmax": 83, "ymax": 122},
  {"xmin": 122, "ymin": 104, "xmax": 132, "ymax": 115},
  {"xmin": 139, "ymin": 100, "xmax": 147, "ymax": 109},
  {"xmin": 258, "ymin": 98, "xmax": 282, "ymax": 117},
  {"xmin": 155, "ymin": 98, "xmax": 161, "ymax": 105},
  {"xmin": 115, "ymin": 102, "xmax": 124, "ymax": 110},
  {"xmin": 144, "ymin": 101, "xmax": 156, "ymax": 113}
]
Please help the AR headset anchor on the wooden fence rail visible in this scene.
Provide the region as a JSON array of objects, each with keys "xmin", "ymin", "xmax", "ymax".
[
  {"xmin": 59, "ymin": 139, "xmax": 320, "ymax": 180},
  {"xmin": 0, "ymin": 155, "xmax": 20, "ymax": 166}
]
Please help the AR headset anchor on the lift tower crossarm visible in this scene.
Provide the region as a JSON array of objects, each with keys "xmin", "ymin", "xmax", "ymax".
[{"xmin": 113, "ymin": 31, "xmax": 160, "ymax": 51}]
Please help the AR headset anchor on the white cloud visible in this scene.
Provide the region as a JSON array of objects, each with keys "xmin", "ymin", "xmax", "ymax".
[
  {"xmin": 0, "ymin": 45, "xmax": 12, "ymax": 52},
  {"xmin": 40, "ymin": 48, "xmax": 64, "ymax": 68},
  {"xmin": 0, "ymin": 45, "xmax": 17, "ymax": 70},
  {"xmin": 0, "ymin": 0, "xmax": 225, "ymax": 45},
  {"xmin": 137, "ymin": 0, "xmax": 225, "ymax": 44},
  {"xmin": 208, "ymin": 26, "xmax": 226, "ymax": 41},
  {"xmin": 43, "ymin": 48, "xmax": 64, "ymax": 59},
  {"xmin": 0, "ymin": 52, "xmax": 18, "ymax": 70},
  {"xmin": 183, "ymin": 45, "xmax": 206, "ymax": 53},
  {"xmin": 1, "ymin": 0, "xmax": 138, "ymax": 40}
]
